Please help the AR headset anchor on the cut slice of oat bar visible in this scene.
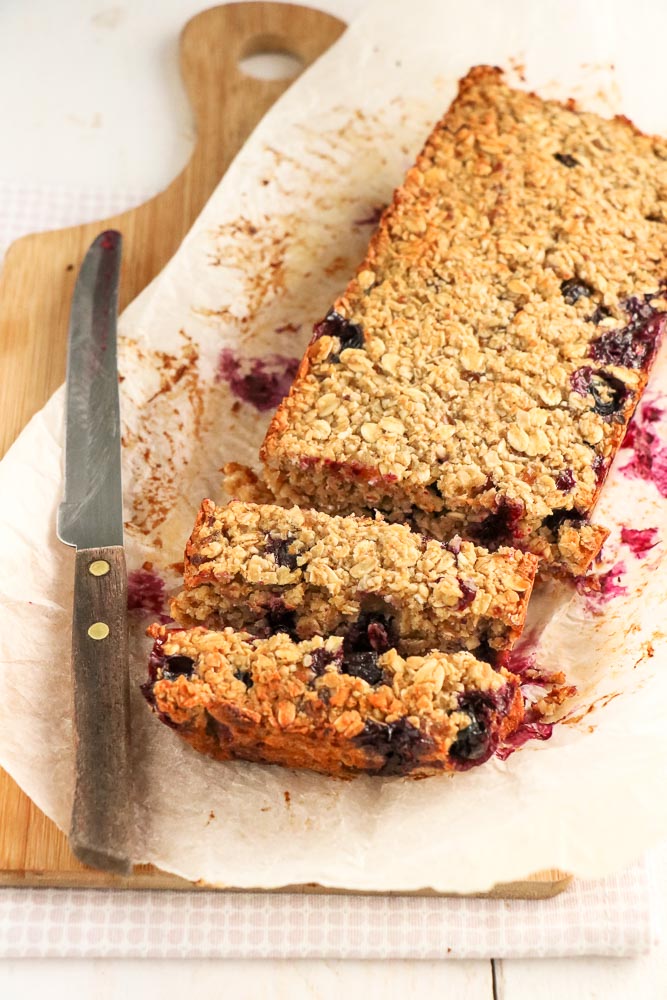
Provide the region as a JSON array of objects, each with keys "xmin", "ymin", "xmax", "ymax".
[
  {"xmin": 143, "ymin": 624, "xmax": 524, "ymax": 777},
  {"xmin": 171, "ymin": 499, "xmax": 538, "ymax": 662},
  {"xmin": 261, "ymin": 66, "xmax": 667, "ymax": 574}
]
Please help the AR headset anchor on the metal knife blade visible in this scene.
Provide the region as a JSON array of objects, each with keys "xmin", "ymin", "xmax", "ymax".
[
  {"xmin": 57, "ymin": 230, "xmax": 124, "ymax": 549},
  {"xmin": 57, "ymin": 230, "xmax": 133, "ymax": 876}
]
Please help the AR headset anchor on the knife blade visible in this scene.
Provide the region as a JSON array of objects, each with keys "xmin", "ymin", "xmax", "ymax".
[{"xmin": 57, "ymin": 230, "xmax": 133, "ymax": 876}]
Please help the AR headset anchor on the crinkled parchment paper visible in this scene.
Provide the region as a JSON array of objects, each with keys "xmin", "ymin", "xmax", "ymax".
[{"xmin": 2, "ymin": 0, "xmax": 667, "ymax": 892}]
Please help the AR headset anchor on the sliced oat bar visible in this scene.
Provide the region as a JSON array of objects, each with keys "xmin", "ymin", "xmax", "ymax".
[
  {"xmin": 143, "ymin": 624, "xmax": 524, "ymax": 777},
  {"xmin": 261, "ymin": 66, "xmax": 667, "ymax": 574},
  {"xmin": 171, "ymin": 499, "xmax": 538, "ymax": 661}
]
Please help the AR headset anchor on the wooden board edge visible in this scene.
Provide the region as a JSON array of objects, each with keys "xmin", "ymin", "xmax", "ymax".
[{"xmin": 0, "ymin": 866, "xmax": 572, "ymax": 898}]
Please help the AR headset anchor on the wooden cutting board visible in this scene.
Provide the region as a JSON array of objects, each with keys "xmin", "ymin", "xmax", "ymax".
[{"xmin": 0, "ymin": 1, "xmax": 570, "ymax": 899}]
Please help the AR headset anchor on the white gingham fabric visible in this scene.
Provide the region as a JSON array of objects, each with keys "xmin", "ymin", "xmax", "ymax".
[
  {"xmin": 0, "ymin": 862, "xmax": 655, "ymax": 959},
  {"xmin": 0, "ymin": 180, "xmax": 153, "ymax": 260},
  {"xmin": 0, "ymin": 183, "xmax": 657, "ymax": 958}
]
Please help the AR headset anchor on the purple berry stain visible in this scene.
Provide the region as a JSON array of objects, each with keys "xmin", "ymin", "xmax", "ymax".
[
  {"xmin": 217, "ymin": 348, "xmax": 299, "ymax": 411},
  {"xmin": 128, "ymin": 567, "xmax": 165, "ymax": 614},
  {"xmin": 495, "ymin": 721, "xmax": 553, "ymax": 760},
  {"xmin": 620, "ymin": 526, "xmax": 659, "ymax": 558},
  {"xmin": 576, "ymin": 561, "xmax": 627, "ymax": 611},
  {"xmin": 621, "ymin": 400, "xmax": 667, "ymax": 497}
]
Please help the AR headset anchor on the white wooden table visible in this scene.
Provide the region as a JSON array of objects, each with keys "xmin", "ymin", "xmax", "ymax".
[{"xmin": 0, "ymin": 1, "xmax": 664, "ymax": 996}]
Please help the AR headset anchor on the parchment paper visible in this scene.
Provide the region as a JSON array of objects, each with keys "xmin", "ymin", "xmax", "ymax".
[{"xmin": 2, "ymin": 0, "xmax": 667, "ymax": 892}]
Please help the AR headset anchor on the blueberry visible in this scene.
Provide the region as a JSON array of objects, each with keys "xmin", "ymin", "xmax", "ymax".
[
  {"xmin": 449, "ymin": 710, "xmax": 488, "ymax": 762},
  {"xmin": 555, "ymin": 469, "xmax": 575, "ymax": 492},
  {"xmin": 353, "ymin": 717, "xmax": 434, "ymax": 776},
  {"xmin": 588, "ymin": 304, "xmax": 612, "ymax": 325},
  {"xmin": 342, "ymin": 651, "xmax": 383, "ymax": 686},
  {"xmin": 264, "ymin": 597, "xmax": 297, "ymax": 638},
  {"xmin": 542, "ymin": 507, "xmax": 586, "ymax": 533},
  {"xmin": 590, "ymin": 374, "xmax": 627, "ymax": 417},
  {"xmin": 475, "ymin": 496, "xmax": 524, "ymax": 548},
  {"xmin": 234, "ymin": 669, "xmax": 253, "ymax": 688},
  {"xmin": 554, "ymin": 152, "xmax": 579, "ymax": 168},
  {"xmin": 312, "ymin": 311, "xmax": 364, "ymax": 359},
  {"xmin": 309, "ymin": 647, "xmax": 341, "ymax": 677},
  {"xmin": 265, "ymin": 534, "xmax": 298, "ymax": 570},
  {"xmin": 561, "ymin": 278, "xmax": 594, "ymax": 304},
  {"xmin": 343, "ymin": 611, "xmax": 396, "ymax": 656},
  {"xmin": 570, "ymin": 366, "xmax": 627, "ymax": 419},
  {"xmin": 589, "ymin": 296, "xmax": 664, "ymax": 369},
  {"xmin": 449, "ymin": 692, "xmax": 504, "ymax": 766},
  {"xmin": 162, "ymin": 654, "xmax": 196, "ymax": 680},
  {"xmin": 457, "ymin": 579, "xmax": 477, "ymax": 610}
]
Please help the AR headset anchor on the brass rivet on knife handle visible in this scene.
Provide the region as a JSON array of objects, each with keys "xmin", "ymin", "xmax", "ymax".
[
  {"xmin": 89, "ymin": 560, "xmax": 110, "ymax": 577},
  {"xmin": 87, "ymin": 622, "xmax": 110, "ymax": 641},
  {"xmin": 70, "ymin": 545, "xmax": 133, "ymax": 876}
]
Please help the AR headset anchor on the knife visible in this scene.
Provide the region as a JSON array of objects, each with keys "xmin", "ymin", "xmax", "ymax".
[{"xmin": 57, "ymin": 230, "xmax": 133, "ymax": 875}]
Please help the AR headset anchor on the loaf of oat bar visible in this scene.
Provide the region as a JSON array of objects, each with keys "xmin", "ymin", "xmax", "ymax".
[
  {"xmin": 171, "ymin": 499, "xmax": 538, "ymax": 661},
  {"xmin": 261, "ymin": 66, "xmax": 667, "ymax": 574},
  {"xmin": 143, "ymin": 624, "xmax": 524, "ymax": 776}
]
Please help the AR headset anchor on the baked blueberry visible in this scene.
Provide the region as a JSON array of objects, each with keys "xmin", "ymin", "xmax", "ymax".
[
  {"xmin": 553, "ymin": 152, "xmax": 579, "ymax": 167},
  {"xmin": 312, "ymin": 310, "xmax": 364, "ymax": 358},
  {"xmin": 341, "ymin": 651, "xmax": 383, "ymax": 686},
  {"xmin": 561, "ymin": 278, "xmax": 594, "ymax": 304},
  {"xmin": 457, "ymin": 579, "xmax": 477, "ymax": 610},
  {"xmin": 353, "ymin": 717, "xmax": 434, "ymax": 776},
  {"xmin": 475, "ymin": 496, "xmax": 524, "ymax": 548},
  {"xmin": 162, "ymin": 654, "xmax": 196, "ymax": 680},
  {"xmin": 265, "ymin": 533, "xmax": 298, "ymax": 570},
  {"xmin": 555, "ymin": 469, "xmax": 575, "ymax": 492},
  {"xmin": 234, "ymin": 669, "xmax": 254, "ymax": 688}
]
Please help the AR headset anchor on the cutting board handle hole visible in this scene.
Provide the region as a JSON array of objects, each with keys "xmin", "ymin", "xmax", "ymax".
[{"xmin": 238, "ymin": 34, "xmax": 304, "ymax": 81}]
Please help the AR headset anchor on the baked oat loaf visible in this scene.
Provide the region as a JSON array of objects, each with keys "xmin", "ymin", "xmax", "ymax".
[
  {"xmin": 171, "ymin": 499, "xmax": 538, "ymax": 662},
  {"xmin": 143, "ymin": 624, "xmax": 524, "ymax": 777},
  {"xmin": 261, "ymin": 66, "xmax": 667, "ymax": 575}
]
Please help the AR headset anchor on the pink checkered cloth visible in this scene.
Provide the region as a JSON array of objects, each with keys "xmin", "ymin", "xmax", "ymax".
[
  {"xmin": 0, "ymin": 179, "xmax": 153, "ymax": 260},
  {"xmin": 0, "ymin": 863, "xmax": 656, "ymax": 958},
  {"xmin": 0, "ymin": 181, "xmax": 657, "ymax": 959}
]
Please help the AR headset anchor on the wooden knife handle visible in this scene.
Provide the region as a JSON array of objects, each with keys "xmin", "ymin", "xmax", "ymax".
[{"xmin": 70, "ymin": 546, "xmax": 132, "ymax": 874}]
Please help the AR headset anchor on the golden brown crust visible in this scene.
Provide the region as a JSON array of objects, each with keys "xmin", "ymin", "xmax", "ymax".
[
  {"xmin": 171, "ymin": 499, "xmax": 538, "ymax": 657},
  {"xmin": 261, "ymin": 66, "xmax": 667, "ymax": 575},
  {"xmin": 144, "ymin": 624, "xmax": 524, "ymax": 777}
]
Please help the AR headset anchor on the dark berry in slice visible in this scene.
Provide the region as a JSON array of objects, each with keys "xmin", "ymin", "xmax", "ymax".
[
  {"xmin": 309, "ymin": 647, "xmax": 342, "ymax": 677},
  {"xmin": 234, "ymin": 669, "xmax": 254, "ymax": 688},
  {"xmin": 475, "ymin": 496, "xmax": 525, "ymax": 548},
  {"xmin": 265, "ymin": 533, "xmax": 298, "ymax": 570},
  {"xmin": 555, "ymin": 469, "xmax": 575, "ymax": 492},
  {"xmin": 343, "ymin": 611, "xmax": 396, "ymax": 656},
  {"xmin": 561, "ymin": 278, "xmax": 594, "ymax": 304},
  {"xmin": 353, "ymin": 717, "xmax": 434, "ymax": 776},
  {"xmin": 341, "ymin": 651, "xmax": 383, "ymax": 686},
  {"xmin": 449, "ymin": 701, "xmax": 489, "ymax": 764},
  {"xmin": 162, "ymin": 654, "xmax": 196, "ymax": 680},
  {"xmin": 553, "ymin": 152, "xmax": 579, "ymax": 167},
  {"xmin": 457, "ymin": 579, "xmax": 477, "ymax": 610},
  {"xmin": 312, "ymin": 310, "xmax": 364, "ymax": 358},
  {"xmin": 264, "ymin": 597, "xmax": 297, "ymax": 638},
  {"xmin": 589, "ymin": 297, "xmax": 664, "ymax": 369},
  {"xmin": 570, "ymin": 366, "xmax": 627, "ymax": 419},
  {"xmin": 588, "ymin": 304, "xmax": 612, "ymax": 325},
  {"xmin": 542, "ymin": 507, "xmax": 586, "ymax": 534}
]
